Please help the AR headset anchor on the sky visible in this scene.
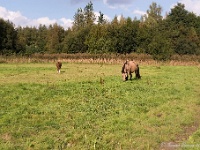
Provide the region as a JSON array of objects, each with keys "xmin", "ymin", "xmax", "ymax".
[{"xmin": 0, "ymin": 0, "xmax": 200, "ymax": 29}]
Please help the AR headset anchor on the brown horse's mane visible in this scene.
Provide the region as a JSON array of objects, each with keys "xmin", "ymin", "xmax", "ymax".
[
  {"xmin": 121, "ymin": 60, "xmax": 128, "ymax": 73},
  {"xmin": 121, "ymin": 63, "xmax": 125, "ymax": 73}
]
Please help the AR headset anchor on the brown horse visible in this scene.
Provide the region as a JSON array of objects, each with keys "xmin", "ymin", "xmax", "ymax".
[
  {"xmin": 121, "ymin": 60, "xmax": 141, "ymax": 81},
  {"xmin": 56, "ymin": 61, "xmax": 62, "ymax": 74}
]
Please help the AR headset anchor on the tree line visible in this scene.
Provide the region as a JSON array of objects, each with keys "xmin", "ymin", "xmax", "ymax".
[{"xmin": 0, "ymin": 2, "xmax": 200, "ymax": 60}]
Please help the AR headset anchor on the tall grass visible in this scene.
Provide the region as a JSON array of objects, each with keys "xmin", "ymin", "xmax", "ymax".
[
  {"xmin": 0, "ymin": 63, "xmax": 200, "ymax": 149},
  {"xmin": 0, "ymin": 53, "xmax": 200, "ymax": 66}
]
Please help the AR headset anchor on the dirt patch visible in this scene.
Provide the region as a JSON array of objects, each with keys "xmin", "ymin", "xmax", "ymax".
[
  {"xmin": 1, "ymin": 133, "xmax": 12, "ymax": 142},
  {"xmin": 160, "ymin": 110, "xmax": 200, "ymax": 150}
]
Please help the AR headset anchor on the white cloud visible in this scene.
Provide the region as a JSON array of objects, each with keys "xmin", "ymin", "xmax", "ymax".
[
  {"xmin": 70, "ymin": 0, "xmax": 92, "ymax": 4},
  {"xmin": 0, "ymin": 6, "xmax": 27, "ymax": 23},
  {"xmin": 0, "ymin": 6, "xmax": 73, "ymax": 29},
  {"xmin": 59, "ymin": 18, "xmax": 73, "ymax": 29},
  {"xmin": 117, "ymin": 15, "xmax": 122, "ymax": 21},
  {"xmin": 103, "ymin": 0, "xmax": 132, "ymax": 5},
  {"xmin": 179, "ymin": 0, "xmax": 200, "ymax": 15},
  {"xmin": 103, "ymin": 0, "xmax": 133, "ymax": 9},
  {"xmin": 133, "ymin": 9, "xmax": 146, "ymax": 16}
]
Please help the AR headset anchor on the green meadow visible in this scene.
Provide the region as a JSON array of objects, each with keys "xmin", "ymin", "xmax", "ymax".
[{"xmin": 0, "ymin": 63, "xmax": 200, "ymax": 149}]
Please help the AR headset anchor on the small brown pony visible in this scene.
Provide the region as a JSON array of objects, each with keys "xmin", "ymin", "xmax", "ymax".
[
  {"xmin": 121, "ymin": 60, "xmax": 141, "ymax": 81},
  {"xmin": 56, "ymin": 61, "xmax": 62, "ymax": 74}
]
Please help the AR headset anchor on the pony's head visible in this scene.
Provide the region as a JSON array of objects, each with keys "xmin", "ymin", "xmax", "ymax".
[{"xmin": 122, "ymin": 72, "xmax": 128, "ymax": 81}]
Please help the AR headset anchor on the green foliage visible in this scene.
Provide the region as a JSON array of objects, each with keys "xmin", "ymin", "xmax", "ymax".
[
  {"xmin": 45, "ymin": 24, "xmax": 65, "ymax": 53},
  {"xmin": 73, "ymin": 1, "xmax": 96, "ymax": 30},
  {"xmin": 84, "ymin": 1, "xmax": 95, "ymax": 27},
  {"xmin": 174, "ymin": 27, "xmax": 200, "ymax": 55},
  {"xmin": 73, "ymin": 8, "xmax": 85, "ymax": 30},
  {"xmin": 142, "ymin": 2, "xmax": 163, "ymax": 27},
  {"xmin": 147, "ymin": 22, "xmax": 173, "ymax": 60},
  {"xmin": 64, "ymin": 27, "xmax": 89, "ymax": 53},
  {"xmin": 168, "ymin": 3, "xmax": 189, "ymax": 26},
  {"xmin": 0, "ymin": 19, "xmax": 17, "ymax": 54},
  {"xmin": 166, "ymin": 3, "xmax": 200, "ymax": 55},
  {"xmin": 148, "ymin": 34, "xmax": 173, "ymax": 60},
  {"xmin": 25, "ymin": 45, "xmax": 39, "ymax": 56},
  {"xmin": 97, "ymin": 11, "xmax": 106, "ymax": 24},
  {"xmin": 36, "ymin": 25, "xmax": 48, "ymax": 53},
  {"xmin": 1, "ymin": 1, "xmax": 200, "ymax": 58}
]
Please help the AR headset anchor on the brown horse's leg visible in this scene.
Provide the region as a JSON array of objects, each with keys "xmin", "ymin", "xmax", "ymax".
[{"xmin": 125, "ymin": 73, "xmax": 128, "ymax": 81}]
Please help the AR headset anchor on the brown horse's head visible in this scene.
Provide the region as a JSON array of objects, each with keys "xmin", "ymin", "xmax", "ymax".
[{"xmin": 122, "ymin": 72, "xmax": 128, "ymax": 81}]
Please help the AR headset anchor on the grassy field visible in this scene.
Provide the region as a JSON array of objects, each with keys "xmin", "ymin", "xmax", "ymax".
[{"xmin": 0, "ymin": 62, "xmax": 200, "ymax": 149}]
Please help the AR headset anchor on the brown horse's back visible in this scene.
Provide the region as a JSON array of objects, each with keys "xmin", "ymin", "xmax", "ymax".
[
  {"xmin": 56, "ymin": 62, "xmax": 62, "ymax": 68},
  {"xmin": 128, "ymin": 61, "xmax": 138, "ymax": 73}
]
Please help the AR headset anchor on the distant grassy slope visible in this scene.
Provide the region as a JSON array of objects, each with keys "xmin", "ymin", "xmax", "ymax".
[{"xmin": 0, "ymin": 63, "xmax": 200, "ymax": 149}]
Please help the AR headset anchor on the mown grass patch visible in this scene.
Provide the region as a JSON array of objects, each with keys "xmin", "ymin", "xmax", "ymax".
[{"xmin": 0, "ymin": 63, "xmax": 200, "ymax": 149}]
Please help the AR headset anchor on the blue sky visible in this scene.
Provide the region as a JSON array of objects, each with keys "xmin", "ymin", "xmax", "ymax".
[{"xmin": 0, "ymin": 0, "xmax": 200, "ymax": 29}]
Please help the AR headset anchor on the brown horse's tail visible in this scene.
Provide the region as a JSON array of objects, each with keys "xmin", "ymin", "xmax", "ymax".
[{"xmin": 135, "ymin": 64, "xmax": 141, "ymax": 79}]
